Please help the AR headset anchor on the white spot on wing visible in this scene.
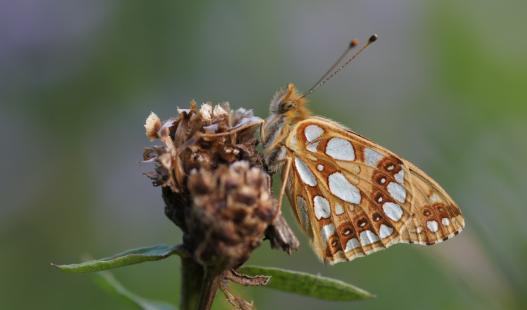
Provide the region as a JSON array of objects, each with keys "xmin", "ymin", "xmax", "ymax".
[
  {"xmin": 387, "ymin": 182, "xmax": 406, "ymax": 203},
  {"xmin": 394, "ymin": 169, "xmax": 405, "ymax": 184},
  {"xmin": 335, "ymin": 203, "xmax": 344, "ymax": 215},
  {"xmin": 320, "ymin": 224, "xmax": 335, "ymax": 243},
  {"xmin": 379, "ymin": 224, "xmax": 394, "ymax": 239},
  {"xmin": 441, "ymin": 218, "xmax": 450, "ymax": 226},
  {"xmin": 328, "ymin": 172, "xmax": 361, "ymax": 204},
  {"xmin": 305, "ymin": 125, "xmax": 324, "ymax": 142},
  {"xmin": 430, "ymin": 193, "xmax": 441, "ymax": 203},
  {"xmin": 345, "ymin": 238, "xmax": 360, "ymax": 252},
  {"xmin": 306, "ymin": 142, "xmax": 319, "ymax": 153},
  {"xmin": 317, "ymin": 164, "xmax": 324, "ymax": 171},
  {"xmin": 382, "ymin": 202, "xmax": 403, "ymax": 221},
  {"xmin": 314, "ymin": 196, "xmax": 331, "ymax": 219},
  {"xmin": 325, "ymin": 137, "xmax": 355, "ymax": 161},
  {"xmin": 294, "ymin": 157, "xmax": 317, "ymax": 186},
  {"xmin": 364, "ymin": 148, "xmax": 384, "ymax": 167},
  {"xmin": 427, "ymin": 220, "xmax": 439, "ymax": 232},
  {"xmin": 359, "ymin": 230, "xmax": 379, "ymax": 245}
]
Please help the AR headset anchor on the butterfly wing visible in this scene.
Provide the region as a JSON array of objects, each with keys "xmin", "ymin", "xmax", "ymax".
[{"xmin": 283, "ymin": 117, "xmax": 465, "ymax": 264}]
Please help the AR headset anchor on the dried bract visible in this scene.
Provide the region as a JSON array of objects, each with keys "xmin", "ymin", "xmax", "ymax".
[{"xmin": 144, "ymin": 112, "xmax": 162, "ymax": 141}]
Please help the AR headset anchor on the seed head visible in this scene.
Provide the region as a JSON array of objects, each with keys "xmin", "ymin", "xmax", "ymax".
[{"xmin": 187, "ymin": 162, "xmax": 275, "ymax": 269}]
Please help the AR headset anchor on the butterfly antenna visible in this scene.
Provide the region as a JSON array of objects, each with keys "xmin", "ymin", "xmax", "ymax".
[
  {"xmin": 301, "ymin": 34, "xmax": 378, "ymax": 99},
  {"xmin": 301, "ymin": 39, "xmax": 360, "ymax": 98}
]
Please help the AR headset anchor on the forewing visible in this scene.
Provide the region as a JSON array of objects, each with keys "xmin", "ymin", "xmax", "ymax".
[{"xmin": 284, "ymin": 117, "xmax": 465, "ymax": 264}]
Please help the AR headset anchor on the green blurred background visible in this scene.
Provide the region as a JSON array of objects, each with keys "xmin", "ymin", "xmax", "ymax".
[{"xmin": 1, "ymin": 1, "xmax": 526, "ymax": 309}]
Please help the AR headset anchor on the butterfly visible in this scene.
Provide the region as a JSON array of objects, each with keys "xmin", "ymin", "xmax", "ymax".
[{"xmin": 261, "ymin": 35, "xmax": 465, "ymax": 264}]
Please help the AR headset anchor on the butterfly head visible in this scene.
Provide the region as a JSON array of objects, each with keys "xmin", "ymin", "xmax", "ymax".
[
  {"xmin": 270, "ymin": 83, "xmax": 311, "ymax": 121},
  {"xmin": 262, "ymin": 84, "xmax": 311, "ymax": 169}
]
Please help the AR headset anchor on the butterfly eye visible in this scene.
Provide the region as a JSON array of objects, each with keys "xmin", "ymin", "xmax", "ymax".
[{"xmin": 279, "ymin": 101, "xmax": 295, "ymax": 113}]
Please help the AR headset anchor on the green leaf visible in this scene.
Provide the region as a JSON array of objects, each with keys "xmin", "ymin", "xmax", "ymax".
[
  {"xmin": 52, "ymin": 244, "xmax": 182, "ymax": 273},
  {"xmin": 94, "ymin": 271, "xmax": 177, "ymax": 310},
  {"xmin": 238, "ymin": 265, "xmax": 374, "ymax": 301}
]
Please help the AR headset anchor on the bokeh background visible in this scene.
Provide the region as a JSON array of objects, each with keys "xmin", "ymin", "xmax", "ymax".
[{"xmin": 1, "ymin": 1, "xmax": 526, "ymax": 309}]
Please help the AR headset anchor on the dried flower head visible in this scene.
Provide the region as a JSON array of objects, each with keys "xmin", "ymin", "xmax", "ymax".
[
  {"xmin": 143, "ymin": 102, "xmax": 263, "ymax": 194},
  {"xmin": 143, "ymin": 100, "xmax": 300, "ymax": 309},
  {"xmin": 188, "ymin": 161, "xmax": 275, "ymax": 269},
  {"xmin": 143, "ymin": 102, "xmax": 275, "ymax": 267}
]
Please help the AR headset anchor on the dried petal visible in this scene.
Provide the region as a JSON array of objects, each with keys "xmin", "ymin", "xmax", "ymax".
[
  {"xmin": 213, "ymin": 104, "xmax": 228, "ymax": 118},
  {"xmin": 144, "ymin": 112, "xmax": 161, "ymax": 141},
  {"xmin": 200, "ymin": 104, "xmax": 213, "ymax": 122}
]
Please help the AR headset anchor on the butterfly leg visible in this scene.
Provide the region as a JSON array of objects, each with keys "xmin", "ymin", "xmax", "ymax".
[
  {"xmin": 274, "ymin": 156, "xmax": 292, "ymax": 219},
  {"xmin": 199, "ymin": 119, "xmax": 264, "ymax": 138}
]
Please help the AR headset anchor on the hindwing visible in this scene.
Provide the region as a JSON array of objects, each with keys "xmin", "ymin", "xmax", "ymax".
[{"xmin": 283, "ymin": 117, "xmax": 465, "ymax": 264}]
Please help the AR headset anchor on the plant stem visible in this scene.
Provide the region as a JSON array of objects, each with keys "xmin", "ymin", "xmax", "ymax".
[
  {"xmin": 180, "ymin": 257, "xmax": 204, "ymax": 310},
  {"xmin": 180, "ymin": 257, "xmax": 220, "ymax": 310}
]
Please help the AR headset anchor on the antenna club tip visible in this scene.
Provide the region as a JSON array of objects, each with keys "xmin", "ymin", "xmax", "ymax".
[
  {"xmin": 349, "ymin": 39, "xmax": 360, "ymax": 48},
  {"xmin": 368, "ymin": 34, "xmax": 379, "ymax": 43}
]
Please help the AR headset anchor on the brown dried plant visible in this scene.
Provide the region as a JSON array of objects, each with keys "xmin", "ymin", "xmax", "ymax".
[{"xmin": 143, "ymin": 102, "xmax": 298, "ymax": 309}]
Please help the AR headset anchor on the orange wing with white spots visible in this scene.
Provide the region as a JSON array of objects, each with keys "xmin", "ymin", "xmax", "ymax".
[{"xmin": 283, "ymin": 117, "xmax": 465, "ymax": 264}]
